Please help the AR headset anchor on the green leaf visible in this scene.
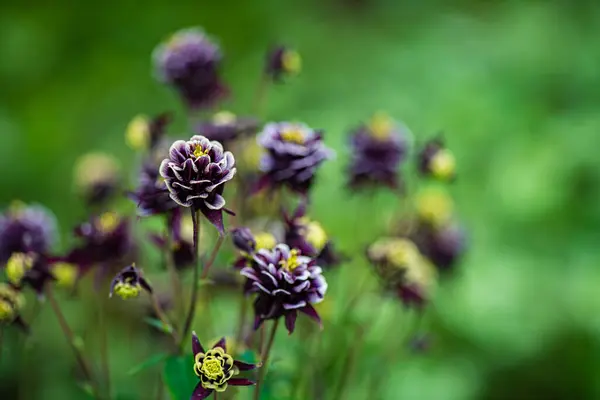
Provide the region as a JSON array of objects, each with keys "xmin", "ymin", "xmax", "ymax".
[
  {"xmin": 163, "ymin": 355, "xmax": 197, "ymax": 400},
  {"xmin": 127, "ymin": 352, "xmax": 169, "ymax": 376},
  {"xmin": 144, "ymin": 317, "xmax": 173, "ymax": 334}
]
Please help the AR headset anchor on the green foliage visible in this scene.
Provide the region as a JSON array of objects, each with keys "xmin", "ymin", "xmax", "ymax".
[
  {"xmin": 163, "ymin": 355, "xmax": 197, "ymax": 400},
  {"xmin": 127, "ymin": 352, "xmax": 169, "ymax": 376}
]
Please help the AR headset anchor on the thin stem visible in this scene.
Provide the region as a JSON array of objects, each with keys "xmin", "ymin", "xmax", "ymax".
[
  {"xmin": 332, "ymin": 326, "xmax": 365, "ymax": 400},
  {"xmin": 233, "ymin": 295, "xmax": 248, "ymax": 356},
  {"xmin": 164, "ymin": 216, "xmax": 183, "ymax": 320},
  {"xmin": 213, "ymin": 392, "xmax": 218, "ymax": 400},
  {"xmin": 179, "ymin": 209, "xmax": 200, "ymax": 352},
  {"xmin": 46, "ymin": 286, "xmax": 99, "ymax": 398},
  {"xmin": 151, "ymin": 292, "xmax": 180, "ymax": 345},
  {"xmin": 253, "ymin": 319, "xmax": 280, "ymax": 400},
  {"xmin": 98, "ymin": 300, "xmax": 111, "ymax": 400}
]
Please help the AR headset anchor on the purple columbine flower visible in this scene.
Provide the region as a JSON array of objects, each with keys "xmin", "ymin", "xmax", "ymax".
[
  {"xmin": 240, "ymin": 243, "xmax": 327, "ymax": 334},
  {"xmin": 130, "ymin": 161, "xmax": 179, "ymax": 218},
  {"xmin": 109, "ymin": 264, "xmax": 152, "ymax": 300},
  {"xmin": 153, "ymin": 28, "xmax": 227, "ymax": 110},
  {"xmin": 255, "ymin": 122, "xmax": 334, "ymax": 195},
  {"xmin": 159, "ymin": 135, "xmax": 236, "ymax": 234},
  {"xmin": 347, "ymin": 112, "xmax": 409, "ymax": 190},
  {"xmin": 413, "ymin": 223, "xmax": 466, "ymax": 272},
  {"xmin": 195, "ymin": 111, "xmax": 258, "ymax": 147},
  {"xmin": 264, "ymin": 46, "xmax": 301, "ymax": 81},
  {"xmin": 191, "ymin": 333, "xmax": 256, "ymax": 399},
  {"xmin": 418, "ymin": 137, "xmax": 456, "ymax": 181},
  {"xmin": 0, "ymin": 203, "xmax": 57, "ymax": 264}
]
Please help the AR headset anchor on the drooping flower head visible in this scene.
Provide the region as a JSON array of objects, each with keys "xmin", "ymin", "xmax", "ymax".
[
  {"xmin": 130, "ymin": 161, "xmax": 178, "ymax": 218},
  {"xmin": 265, "ymin": 46, "xmax": 301, "ymax": 81},
  {"xmin": 5, "ymin": 252, "xmax": 55, "ymax": 298},
  {"xmin": 195, "ymin": 111, "xmax": 258, "ymax": 146},
  {"xmin": 190, "ymin": 333, "xmax": 256, "ymax": 399},
  {"xmin": 231, "ymin": 227, "xmax": 277, "ymax": 269},
  {"xmin": 0, "ymin": 283, "xmax": 27, "ymax": 331},
  {"xmin": 283, "ymin": 203, "xmax": 343, "ymax": 268},
  {"xmin": 240, "ymin": 243, "xmax": 327, "ymax": 334},
  {"xmin": 0, "ymin": 202, "xmax": 57, "ymax": 264},
  {"xmin": 73, "ymin": 152, "xmax": 120, "ymax": 207},
  {"xmin": 125, "ymin": 112, "xmax": 172, "ymax": 152},
  {"xmin": 153, "ymin": 28, "xmax": 227, "ymax": 109},
  {"xmin": 367, "ymin": 237, "xmax": 436, "ymax": 308},
  {"xmin": 159, "ymin": 135, "xmax": 236, "ymax": 234},
  {"xmin": 347, "ymin": 112, "xmax": 409, "ymax": 190},
  {"xmin": 418, "ymin": 137, "xmax": 456, "ymax": 181},
  {"xmin": 255, "ymin": 122, "xmax": 334, "ymax": 195},
  {"xmin": 109, "ymin": 264, "xmax": 152, "ymax": 300},
  {"xmin": 150, "ymin": 212, "xmax": 197, "ymax": 270},
  {"xmin": 413, "ymin": 223, "xmax": 466, "ymax": 272}
]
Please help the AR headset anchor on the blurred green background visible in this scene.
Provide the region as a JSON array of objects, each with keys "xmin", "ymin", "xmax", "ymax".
[{"xmin": 2, "ymin": 0, "xmax": 600, "ymax": 399}]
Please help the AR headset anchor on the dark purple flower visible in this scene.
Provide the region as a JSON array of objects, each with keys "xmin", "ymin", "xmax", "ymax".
[
  {"xmin": 255, "ymin": 122, "xmax": 334, "ymax": 195},
  {"xmin": 74, "ymin": 152, "xmax": 121, "ymax": 207},
  {"xmin": 130, "ymin": 161, "xmax": 178, "ymax": 217},
  {"xmin": 413, "ymin": 223, "xmax": 466, "ymax": 272},
  {"xmin": 283, "ymin": 204, "xmax": 343, "ymax": 268},
  {"xmin": 159, "ymin": 135, "xmax": 236, "ymax": 234},
  {"xmin": 191, "ymin": 333, "xmax": 256, "ymax": 399},
  {"xmin": 231, "ymin": 227, "xmax": 257, "ymax": 255},
  {"xmin": 347, "ymin": 113, "xmax": 409, "ymax": 190},
  {"xmin": 0, "ymin": 203, "xmax": 57, "ymax": 264},
  {"xmin": 195, "ymin": 111, "xmax": 258, "ymax": 146},
  {"xmin": 240, "ymin": 244, "xmax": 327, "ymax": 334},
  {"xmin": 109, "ymin": 264, "xmax": 152, "ymax": 300},
  {"xmin": 0, "ymin": 283, "xmax": 28, "ymax": 332},
  {"xmin": 265, "ymin": 46, "xmax": 301, "ymax": 81},
  {"xmin": 418, "ymin": 137, "xmax": 456, "ymax": 181},
  {"xmin": 153, "ymin": 28, "xmax": 227, "ymax": 110}
]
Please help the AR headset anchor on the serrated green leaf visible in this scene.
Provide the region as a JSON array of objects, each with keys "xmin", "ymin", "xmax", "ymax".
[
  {"xmin": 163, "ymin": 355, "xmax": 197, "ymax": 400},
  {"xmin": 144, "ymin": 317, "xmax": 173, "ymax": 334},
  {"xmin": 127, "ymin": 352, "xmax": 169, "ymax": 376}
]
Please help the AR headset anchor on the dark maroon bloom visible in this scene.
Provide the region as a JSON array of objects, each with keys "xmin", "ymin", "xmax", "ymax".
[
  {"xmin": 159, "ymin": 135, "xmax": 236, "ymax": 234},
  {"xmin": 109, "ymin": 265, "xmax": 152, "ymax": 300},
  {"xmin": 231, "ymin": 227, "xmax": 256, "ymax": 255},
  {"xmin": 347, "ymin": 113, "xmax": 408, "ymax": 190},
  {"xmin": 417, "ymin": 137, "xmax": 456, "ymax": 181},
  {"xmin": 195, "ymin": 111, "xmax": 258, "ymax": 146},
  {"xmin": 240, "ymin": 244, "xmax": 327, "ymax": 334},
  {"xmin": 413, "ymin": 223, "xmax": 465, "ymax": 272},
  {"xmin": 65, "ymin": 212, "xmax": 132, "ymax": 272},
  {"xmin": 265, "ymin": 46, "xmax": 301, "ymax": 81},
  {"xmin": 255, "ymin": 122, "xmax": 334, "ymax": 195},
  {"xmin": 130, "ymin": 161, "xmax": 178, "ymax": 217},
  {"xmin": 283, "ymin": 204, "xmax": 343, "ymax": 268},
  {"xmin": 191, "ymin": 333, "xmax": 256, "ymax": 399},
  {"xmin": 0, "ymin": 203, "xmax": 57, "ymax": 264},
  {"xmin": 153, "ymin": 28, "xmax": 227, "ymax": 110}
]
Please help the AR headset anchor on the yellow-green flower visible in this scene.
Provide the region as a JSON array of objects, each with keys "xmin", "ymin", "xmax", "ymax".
[
  {"xmin": 0, "ymin": 283, "xmax": 25, "ymax": 325},
  {"xmin": 418, "ymin": 137, "xmax": 457, "ymax": 181},
  {"xmin": 415, "ymin": 186, "xmax": 454, "ymax": 227},
  {"xmin": 5, "ymin": 253, "xmax": 34, "ymax": 285},
  {"xmin": 52, "ymin": 262, "xmax": 79, "ymax": 289},
  {"xmin": 109, "ymin": 265, "xmax": 152, "ymax": 300}
]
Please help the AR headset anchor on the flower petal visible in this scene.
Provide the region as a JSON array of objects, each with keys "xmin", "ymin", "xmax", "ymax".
[
  {"xmin": 300, "ymin": 304, "xmax": 322, "ymax": 328},
  {"xmin": 204, "ymin": 194, "xmax": 226, "ymax": 210},
  {"xmin": 212, "ymin": 337, "xmax": 227, "ymax": 352},
  {"xmin": 285, "ymin": 311, "xmax": 298, "ymax": 334},
  {"xmin": 200, "ymin": 207, "xmax": 225, "ymax": 235},
  {"xmin": 192, "ymin": 332, "xmax": 205, "ymax": 356},
  {"xmin": 228, "ymin": 378, "xmax": 255, "ymax": 386},
  {"xmin": 191, "ymin": 382, "xmax": 213, "ymax": 400},
  {"xmin": 233, "ymin": 360, "xmax": 257, "ymax": 371}
]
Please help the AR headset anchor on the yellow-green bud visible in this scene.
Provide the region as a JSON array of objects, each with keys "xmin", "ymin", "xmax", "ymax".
[
  {"xmin": 6, "ymin": 253, "xmax": 34, "ymax": 285},
  {"xmin": 113, "ymin": 282, "xmax": 141, "ymax": 300},
  {"xmin": 304, "ymin": 220, "xmax": 328, "ymax": 253},
  {"xmin": 281, "ymin": 49, "xmax": 301, "ymax": 75},
  {"xmin": 415, "ymin": 186, "xmax": 453, "ymax": 226},
  {"xmin": 430, "ymin": 149, "xmax": 456, "ymax": 181},
  {"xmin": 52, "ymin": 262, "xmax": 79, "ymax": 289},
  {"xmin": 125, "ymin": 115, "xmax": 150, "ymax": 151},
  {"xmin": 0, "ymin": 283, "xmax": 25, "ymax": 323},
  {"xmin": 254, "ymin": 232, "xmax": 277, "ymax": 251}
]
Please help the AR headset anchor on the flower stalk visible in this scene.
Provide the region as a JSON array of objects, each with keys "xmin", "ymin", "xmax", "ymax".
[{"xmin": 253, "ymin": 318, "xmax": 280, "ymax": 400}]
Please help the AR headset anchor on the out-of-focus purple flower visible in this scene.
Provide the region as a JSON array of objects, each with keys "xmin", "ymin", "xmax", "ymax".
[
  {"xmin": 231, "ymin": 227, "xmax": 257, "ymax": 255},
  {"xmin": 130, "ymin": 162, "xmax": 178, "ymax": 218},
  {"xmin": 126, "ymin": 112, "xmax": 172, "ymax": 153},
  {"xmin": 265, "ymin": 46, "xmax": 301, "ymax": 81},
  {"xmin": 190, "ymin": 333, "xmax": 256, "ymax": 399},
  {"xmin": 73, "ymin": 152, "xmax": 120, "ymax": 207},
  {"xmin": 255, "ymin": 122, "xmax": 334, "ymax": 195},
  {"xmin": 347, "ymin": 112, "xmax": 409, "ymax": 190},
  {"xmin": 0, "ymin": 203, "xmax": 57, "ymax": 264},
  {"xmin": 0, "ymin": 283, "xmax": 27, "ymax": 332},
  {"xmin": 159, "ymin": 135, "xmax": 236, "ymax": 234},
  {"xmin": 418, "ymin": 137, "xmax": 456, "ymax": 181},
  {"xmin": 109, "ymin": 264, "xmax": 152, "ymax": 300},
  {"xmin": 413, "ymin": 223, "xmax": 466, "ymax": 272},
  {"xmin": 283, "ymin": 204, "xmax": 343, "ymax": 268},
  {"xmin": 195, "ymin": 111, "xmax": 258, "ymax": 146},
  {"xmin": 153, "ymin": 28, "xmax": 227, "ymax": 110},
  {"xmin": 240, "ymin": 244, "xmax": 327, "ymax": 334}
]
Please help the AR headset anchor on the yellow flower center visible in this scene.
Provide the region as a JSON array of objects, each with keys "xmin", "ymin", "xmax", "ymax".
[
  {"xmin": 0, "ymin": 300, "xmax": 14, "ymax": 322},
  {"xmin": 6, "ymin": 253, "xmax": 34, "ymax": 285},
  {"xmin": 201, "ymin": 357, "xmax": 224, "ymax": 380},
  {"xmin": 368, "ymin": 111, "xmax": 394, "ymax": 140},
  {"xmin": 430, "ymin": 149, "xmax": 456, "ymax": 181},
  {"xmin": 280, "ymin": 128, "xmax": 305, "ymax": 144},
  {"xmin": 52, "ymin": 263, "xmax": 78, "ymax": 289},
  {"xmin": 254, "ymin": 232, "xmax": 276, "ymax": 250},
  {"xmin": 96, "ymin": 212, "xmax": 120, "ymax": 234},
  {"xmin": 280, "ymin": 249, "xmax": 302, "ymax": 271},
  {"xmin": 114, "ymin": 282, "xmax": 141, "ymax": 300},
  {"xmin": 281, "ymin": 50, "xmax": 302, "ymax": 75},
  {"xmin": 212, "ymin": 111, "xmax": 237, "ymax": 126},
  {"xmin": 125, "ymin": 115, "xmax": 150, "ymax": 151},
  {"xmin": 304, "ymin": 220, "xmax": 328, "ymax": 252},
  {"xmin": 193, "ymin": 144, "xmax": 210, "ymax": 158},
  {"xmin": 415, "ymin": 187, "xmax": 453, "ymax": 226}
]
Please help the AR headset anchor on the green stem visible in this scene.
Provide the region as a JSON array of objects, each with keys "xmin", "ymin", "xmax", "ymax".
[
  {"xmin": 253, "ymin": 319, "xmax": 280, "ymax": 400},
  {"xmin": 98, "ymin": 299, "xmax": 111, "ymax": 399},
  {"xmin": 151, "ymin": 292, "xmax": 180, "ymax": 346},
  {"xmin": 46, "ymin": 286, "xmax": 100, "ymax": 398},
  {"xmin": 233, "ymin": 295, "xmax": 248, "ymax": 356},
  {"xmin": 332, "ymin": 326, "xmax": 365, "ymax": 400},
  {"xmin": 164, "ymin": 216, "xmax": 183, "ymax": 321}
]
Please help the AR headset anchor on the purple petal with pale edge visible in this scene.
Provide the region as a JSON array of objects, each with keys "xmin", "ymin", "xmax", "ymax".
[
  {"xmin": 260, "ymin": 270, "xmax": 278, "ymax": 287},
  {"xmin": 283, "ymin": 300, "xmax": 306, "ymax": 310},
  {"xmin": 285, "ymin": 311, "xmax": 298, "ymax": 334},
  {"xmin": 300, "ymin": 303, "xmax": 322, "ymax": 327},
  {"xmin": 191, "ymin": 382, "xmax": 213, "ymax": 400},
  {"xmin": 212, "ymin": 337, "xmax": 227, "ymax": 352},
  {"xmin": 272, "ymin": 288, "xmax": 291, "ymax": 296},
  {"xmin": 233, "ymin": 360, "xmax": 257, "ymax": 371},
  {"xmin": 204, "ymin": 194, "xmax": 226, "ymax": 210},
  {"xmin": 200, "ymin": 207, "xmax": 224, "ymax": 234},
  {"xmin": 192, "ymin": 332, "xmax": 205, "ymax": 356},
  {"xmin": 228, "ymin": 378, "xmax": 255, "ymax": 386}
]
